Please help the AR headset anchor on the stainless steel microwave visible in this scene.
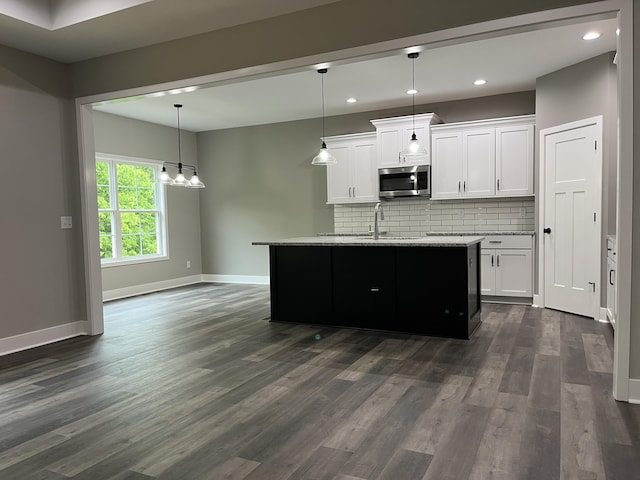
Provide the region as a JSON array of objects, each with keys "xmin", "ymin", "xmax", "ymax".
[{"xmin": 378, "ymin": 165, "xmax": 430, "ymax": 198}]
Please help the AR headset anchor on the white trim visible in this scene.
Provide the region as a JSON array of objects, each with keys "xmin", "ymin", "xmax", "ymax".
[
  {"xmin": 77, "ymin": 102, "xmax": 104, "ymax": 336},
  {"xmin": 628, "ymin": 379, "xmax": 640, "ymax": 404},
  {"xmin": 538, "ymin": 115, "xmax": 604, "ymax": 319},
  {"xmin": 202, "ymin": 274, "xmax": 270, "ymax": 285},
  {"xmin": 532, "ymin": 294, "xmax": 544, "ymax": 308},
  {"xmin": 613, "ymin": 4, "xmax": 632, "ymax": 402},
  {"xmin": 103, "ymin": 275, "xmax": 203, "ymax": 301},
  {"xmin": 0, "ymin": 322, "xmax": 89, "ymax": 357},
  {"xmin": 597, "ymin": 307, "xmax": 610, "ymax": 323}
]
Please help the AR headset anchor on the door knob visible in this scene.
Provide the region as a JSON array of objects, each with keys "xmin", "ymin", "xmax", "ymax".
[{"xmin": 543, "ymin": 227, "xmax": 551, "ymax": 234}]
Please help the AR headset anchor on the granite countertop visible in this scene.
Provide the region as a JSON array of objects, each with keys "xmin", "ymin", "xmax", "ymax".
[
  {"xmin": 425, "ymin": 231, "xmax": 535, "ymax": 236},
  {"xmin": 253, "ymin": 236, "xmax": 484, "ymax": 247}
]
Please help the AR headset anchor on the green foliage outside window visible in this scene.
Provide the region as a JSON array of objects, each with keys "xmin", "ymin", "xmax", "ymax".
[{"xmin": 96, "ymin": 159, "xmax": 163, "ymax": 262}]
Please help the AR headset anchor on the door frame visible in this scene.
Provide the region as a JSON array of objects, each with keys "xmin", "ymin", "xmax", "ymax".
[{"xmin": 537, "ymin": 116, "xmax": 603, "ymax": 320}]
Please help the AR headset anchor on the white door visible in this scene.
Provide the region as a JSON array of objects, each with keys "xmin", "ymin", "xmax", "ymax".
[
  {"xmin": 542, "ymin": 119, "xmax": 601, "ymax": 318},
  {"xmin": 377, "ymin": 127, "xmax": 402, "ymax": 168}
]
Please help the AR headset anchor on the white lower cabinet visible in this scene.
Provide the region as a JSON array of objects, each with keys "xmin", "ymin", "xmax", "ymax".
[
  {"xmin": 481, "ymin": 235, "xmax": 533, "ymax": 298},
  {"xmin": 325, "ymin": 132, "xmax": 378, "ymax": 204},
  {"xmin": 606, "ymin": 236, "xmax": 616, "ymax": 328}
]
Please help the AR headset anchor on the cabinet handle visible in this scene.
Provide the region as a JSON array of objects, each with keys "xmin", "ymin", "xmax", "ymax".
[
  {"xmin": 497, "ymin": 178, "xmax": 500, "ymax": 190},
  {"xmin": 370, "ymin": 287, "xmax": 380, "ymax": 292},
  {"xmin": 491, "ymin": 255, "xmax": 494, "ymax": 267},
  {"xmin": 458, "ymin": 181, "xmax": 461, "ymax": 193},
  {"xmin": 610, "ymin": 270, "xmax": 615, "ymax": 286},
  {"xmin": 496, "ymin": 255, "xmax": 500, "ymax": 267},
  {"xmin": 398, "ymin": 152, "xmax": 401, "ymax": 164},
  {"xmin": 464, "ymin": 180, "xmax": 466, "ymax": 192},
  {"xmin": 353, "ymin": 186, "xmax": 356, "ymax": 197},
  {"xmin": 489, "ymin": 240, "xmax": 502, "ymax": 244}
]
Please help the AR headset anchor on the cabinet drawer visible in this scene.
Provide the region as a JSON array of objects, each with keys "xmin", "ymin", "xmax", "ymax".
[{"xmin": 481, "ymin": 235, "xmax": 532, "ymax": 249}]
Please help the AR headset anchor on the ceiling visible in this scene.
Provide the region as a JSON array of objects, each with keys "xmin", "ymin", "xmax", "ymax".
[
  {"xmin": 0, "ymin": 0, "xmax": 341, "ymax": 62},
  {"xmin": 93, "ymin": 17, "xmax": 617, "ymax": 132},
  {"xmin": 0, "ymin": 1, "xmax": 617, "ymax": 133}
]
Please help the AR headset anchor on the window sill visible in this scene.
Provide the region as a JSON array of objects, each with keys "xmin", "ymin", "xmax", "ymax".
[{"xmin": 101, "ymin": 255, "xmax": 169, "ymax": 268}]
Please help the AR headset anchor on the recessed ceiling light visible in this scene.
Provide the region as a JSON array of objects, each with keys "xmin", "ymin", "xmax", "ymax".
[
  {"xmin": 473, "ymin": 79, "xmax": 487, "ymax": 86},
  {"xmin": 346, "ymin": 97, "xmax": 357, "ymax": 103},
  {"xmin": 583, "ymin": 31, "xmax": 601, "ymax": 40},
  {"xmin": 406, "ymin": 89, "xmax": 418, "ymax": 95}
]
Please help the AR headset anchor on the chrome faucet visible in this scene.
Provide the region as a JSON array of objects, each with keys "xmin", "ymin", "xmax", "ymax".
[{"xmin": 373, "ymin": 202, "xmax": 384, "ymax": 240}]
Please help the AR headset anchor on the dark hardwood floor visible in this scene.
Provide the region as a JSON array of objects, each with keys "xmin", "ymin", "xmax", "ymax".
[{"xmin": 1, "ymin": 283, "xmax": 639, "ymax": 479}]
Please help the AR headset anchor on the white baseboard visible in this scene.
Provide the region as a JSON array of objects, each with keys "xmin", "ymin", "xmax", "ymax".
[
  {"xmin": 628, "ymin": 379, "xmax": 640, "ymax": 404},
  {"xmin": 596, "ymin": 307, "xmax": 610, "ymax": 323},
  {"xmin": 202, "ymin": 274, "xmax": 270, "ymax": 285},
  {"xmin": 532, "ymin": 294, "xmax": 543, "ymax": 308},
  {"xmin": 0, "ymin": 321, "xmax": 89, "ymax": 356},
  {"xmin": 103, "ymin": 275, "xmax": 203, "ymax": 301}
]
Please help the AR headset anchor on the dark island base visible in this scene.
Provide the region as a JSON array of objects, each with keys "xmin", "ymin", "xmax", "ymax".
[{"xmin": 268, "ymin": 244, "xmax": 481, "ymax": 339}]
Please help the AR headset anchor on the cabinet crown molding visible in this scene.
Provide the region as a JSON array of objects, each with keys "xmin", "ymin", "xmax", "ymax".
[
  {"xmin": 370, "ymin": 112, "xmax": 441, "ymax": 127},
  {"xmin": 431, "ymin": 114, "xmax": 535, "ymax": 131}
]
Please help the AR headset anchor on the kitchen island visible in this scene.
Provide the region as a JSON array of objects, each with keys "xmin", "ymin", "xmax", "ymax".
[{"xmin": 252, "ymin": 236, "xmax": 483, "ymax": 339}]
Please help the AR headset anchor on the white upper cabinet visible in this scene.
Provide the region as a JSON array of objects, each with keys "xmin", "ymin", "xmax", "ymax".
[
  {"xmin": 325, "ymin": 132, "xmax": 378, "ymax": 204},
  {"xmin": 431, "ymin": 115, "xmax": 535, "ymax": 200},
  {"xmin": 371, "ymin": 113, "xmax": 441, "ymax": 168},
  {"xmin": 495, "ymin": 123, "xmax": 534, "ymax": 196}
]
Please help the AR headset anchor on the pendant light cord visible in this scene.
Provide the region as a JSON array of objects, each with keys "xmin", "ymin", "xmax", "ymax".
[
  {"xmin": 321, "ymin": 70, "xmax": 326, "ymax": 142},
  {"xmin": 175, "ymin": 104, "xmax": 183, "ymax": 171},
  {"xmin": 412, "ymin": 54, "xmax": 416, "ymax": 134}
]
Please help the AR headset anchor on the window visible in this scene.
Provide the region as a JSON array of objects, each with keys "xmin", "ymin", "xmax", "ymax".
[{"xmin": 96, "ymin": 154, "xmax": 167, "ymax": 265}]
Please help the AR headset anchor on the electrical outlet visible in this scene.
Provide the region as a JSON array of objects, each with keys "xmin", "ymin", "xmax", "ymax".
[
  {"xmin": 186, "ymin": 260, "xmax": 191, "ymax": 269},
  {"xmin": 60, "ymin": 216, "xmax": 72, "ymax": 229}
]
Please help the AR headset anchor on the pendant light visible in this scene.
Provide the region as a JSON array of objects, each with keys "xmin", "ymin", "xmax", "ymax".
[
  {"xmin": 403, "ymin": 52, "xmax": 427, "ymax": 157},
  {"xmin": 312, "ymin": 68, "xmax": 337, "ymax": 165},
  {"xmin": 159, "ymin": 104, "xmax": 205, "ymax": 188}
]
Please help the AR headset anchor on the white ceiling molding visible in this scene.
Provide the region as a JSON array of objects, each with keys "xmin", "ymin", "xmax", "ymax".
[{"xmin": 0, "ymin": 0, "xmax": 154, "ymax": 30}]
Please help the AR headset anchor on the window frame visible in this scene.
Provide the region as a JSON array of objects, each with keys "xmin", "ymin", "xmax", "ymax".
[{"xmin": 96, "ymin": 153, "xmax": 169, "ymax": 267}]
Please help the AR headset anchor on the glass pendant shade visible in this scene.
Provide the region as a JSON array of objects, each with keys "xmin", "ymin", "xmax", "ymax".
[
  {"xmin": 403, "ymin": 132, "xmax": 428, "ymax": 156},
  {"xmin": 172, "ymin": 171, "xmax": 188, "ymax": 186},
  {"xmin": 159, "ymin": 166, "xmax": 173, "ymax": 184},
  {"xmin": 312, "ymin": 141, "xmax": 337, "ymax": 165},
  {"xmin": 186, "ymin": 172, "xmax": 206, "ymax": 188}
]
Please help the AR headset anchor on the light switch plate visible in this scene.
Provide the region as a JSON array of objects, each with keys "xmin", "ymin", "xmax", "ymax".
[{"xmin": 61, "ymin": 216, "xmax": 73, "ymax": 229}]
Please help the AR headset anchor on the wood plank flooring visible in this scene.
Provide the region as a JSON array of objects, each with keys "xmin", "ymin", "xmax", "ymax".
[{"xmin": 1, "ymin": 283, "xmax": 639, "ymax": 479}]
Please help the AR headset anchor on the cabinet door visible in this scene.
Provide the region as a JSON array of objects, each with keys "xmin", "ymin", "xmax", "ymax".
[
  {"xmin": 431, "ymin": 132, "xmax": 463, "ymax": 199},
  {"xmin": 326, "ymin": 144, "xmax": 351, "ymax": 204},
  {"xmin": 495, "ymin": 124, "xmax": 534, "ymax": 196},
  {"xmin": 480, "ymin": 249, "xmax": 496, "ymax": 295},
  {"xmin": 606, "ymin": 256, "xmax": 616, "ymax": 327},
  {"xmin": 377, "ymin": 127, "xmax": 402, "ymax": 168},
  {"xmin": 271, "ymin": 246, "xmax": 333, "ymax": 324},
  {"xmin": 332, "ymin": 247, "xmax": 396, "ymax": 327},
  {"xmin": 463, "ymin": 128, "xmax": 495, "ymax": 197},
  {"xmin": 494, "ymin": 249, "xmax": 532, "ymax": 297},
  {"xmin": 351, "ymin": 140, "xmax": 378, "ymax": 202},
  {"xmin": 401, "ymin": 122, "xmax": 430, "ymax": 166}
]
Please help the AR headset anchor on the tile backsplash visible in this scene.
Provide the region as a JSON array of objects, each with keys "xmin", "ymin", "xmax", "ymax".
[{"xmin": 334, "ymin": 197, "xmax": 535, "ymax": 236}]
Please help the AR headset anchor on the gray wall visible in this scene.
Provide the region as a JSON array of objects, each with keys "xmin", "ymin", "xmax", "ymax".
[
  {"xmin": 198, "ymin": 92, "xmax": 535, "ymax": 277},
  {"xmin": 536, "ymin": 52, "xmax": 618, "ymax": 304},
  {"xmin": 92, "ymin": 111, "xmax": 202, "ymax": 291},
  {"xmin": 0, "ymin": 47, "xmax": 85, "ymax": 338}
]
